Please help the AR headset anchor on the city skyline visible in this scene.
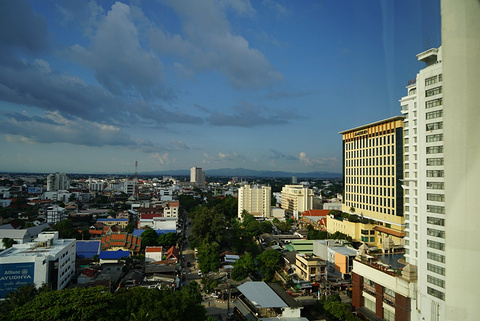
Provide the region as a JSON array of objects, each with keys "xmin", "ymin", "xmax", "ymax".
[{"xmin": 0, "ymin": 0, "xmax": 441, "ymax": 174}]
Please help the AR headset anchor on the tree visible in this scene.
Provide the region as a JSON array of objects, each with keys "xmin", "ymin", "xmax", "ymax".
[
  {"xmin": 3, "ymin": 286, "xmax": 116, "ymax": 321},
  {"xmin": 231, "ymin": 252, "xmax": 255, "ymax": 281},
  {"xmin": 158, "ymin": 232, "xmax": 177, "ymax": 247},
  {"xmin": 53, "ymin": 219, "xmax": 80, "ymax": 239},
  {"xmin": 125, "ymin": 223, "xmax": 135, "ymax": 233},
  {"xmin": 198, "ymin": 241, "xmax": 220, "ymax": 273},
  {"xmin": 2, "ymin": 237, "xmax": 16, "ymax": 249},
  {"xmin": 274, "ymin": 220, "xmax": 291, "ymax": 234},
  {"xmin": 140, "ymin": 229, "xmax": 159, "ymax": 248},
  {"xmin": 257, "ymin": 249, "xmax": 282, "ymax": 281}
]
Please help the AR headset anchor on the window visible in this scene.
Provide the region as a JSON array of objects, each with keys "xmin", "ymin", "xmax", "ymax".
[
  {"xmin": 426, "ymin": 134, "xmax": 443, "ymax": 142},
  {"xmin": 426, "ymin": 98, "xmax": 443, "ymax": 108},
  {"xmin": 426, "ymin": 86, "xmax": 442, "ymax": 97},
  {"xmin": 428, "ymin": 275, "xmax": 445, "ymax": 288},
  {"xmin": 427, "ymin": 193, "xmax": 445, "ymax": 202},
  {"xmin": 426, "ymin": 110, "xmax": 443, "ymax": 119},
  {"xmin": 427, "ymin": 263, "xmax": 446, "ymax": 275},
  {"xmin": 384, "ymin": 309, "xmax": 395, "ymax": 321},
  {"xmin": 426, "ymin": 122, "xmax": 443, "ymax": 131},
  {"xmin": 427, "ymin": 158, "xmax": 444, "ymax": 166},
  {"xmin": 428, "ymin": 251, "xmax": 446, "ymax": 263},
  {"xmin": 427, "ymin": 228, "xmax": 445, "ymax": 238},
  {"xmin": 426, "ymin": 146, "xmax": 443, "ymax": 154},
  {"xmin": 427, "ymin": 205, "xmax": 445, "ymax": 214},
  {"xmin": 425, "ymin": 75, "xmax": 438, "ymax": 86},
  {"xmin": 427, "ymin": 240, "xmax": 445, "ymax": 251},
  {"xmin": 427, "ymin": 182, "xmax": 444, "ymax": 190},
  {"xmin": 428, "ymin": 287, "xmax": 445, "ymax": 300},
  {"xmin": 427, "ymin": 170, "xmax": 444, "ymax": 177},
  {"xmin": 427, "ymin": 216, "xmax": 445, "ymax": 226}
]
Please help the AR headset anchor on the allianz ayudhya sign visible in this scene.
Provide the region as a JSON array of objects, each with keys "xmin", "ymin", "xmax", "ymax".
[{"xmin": 0, "ymin": 262, "xmax": 35, "ymax": 298}]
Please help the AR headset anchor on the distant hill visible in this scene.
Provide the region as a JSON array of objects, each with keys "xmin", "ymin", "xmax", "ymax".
[{"xmin": 141, "ymin": 168, "xmax": 341, "ymax": 179}]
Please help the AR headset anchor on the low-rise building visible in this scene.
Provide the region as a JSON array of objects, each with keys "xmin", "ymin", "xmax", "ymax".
[
  {"xmin": 352, "ymin": 247, "xmax": 416, "ymax": 321},
  {"xmin": 295, "ymin": 253, "xmax": 326, "ymax": 282},
  {"xmin": 0, "ymin": 231, "xmax": 76, "ymax": 298},
  {"xmin": 235, "ymin": 282, "xmax": 306, "ymax": 320}
]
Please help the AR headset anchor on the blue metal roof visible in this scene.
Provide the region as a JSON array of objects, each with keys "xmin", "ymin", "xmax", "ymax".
[
  {"xmin": 98, "ymin": 250, "xmax": 130, "ymax": 260},
  {"xmin": 76, "ymin": 240, "xmax": 101, "ymax": 259},
  {"xmin": 132, "ymin": 229, "xmax": 176, "ymax": 237}
]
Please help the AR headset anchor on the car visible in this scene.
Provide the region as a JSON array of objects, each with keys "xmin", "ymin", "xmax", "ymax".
[{"xmin": 198, "ymin": 270, "xmax": 203, "ymax": 276}]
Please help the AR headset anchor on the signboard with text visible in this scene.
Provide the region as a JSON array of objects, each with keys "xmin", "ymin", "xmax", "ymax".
[{"xmin": 0, "ymin": 262, "xmax": 35, "ymax": 298}]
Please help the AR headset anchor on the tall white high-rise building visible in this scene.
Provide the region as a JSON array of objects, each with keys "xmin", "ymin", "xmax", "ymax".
[
  {"xmin": 442, "ymin": 1, "xmax": 480, "ymax": 320},
  {"xmin": 190, "ymin": 167, "xmax": 205, "ymax": 184},
  {"xmin": 401, "ymin": 47, "xmax": 445, "ymax": 320},
  {"xmin": 46, "ymin": 172, "xmax": 69, "ymax": 192},
  {"xmin": 281, "ymin": 185, "xmax": 314, "ymax": 218},
  {"xmin": 238, "ymin": 185, "xmax": 271, "ymax": 219}
]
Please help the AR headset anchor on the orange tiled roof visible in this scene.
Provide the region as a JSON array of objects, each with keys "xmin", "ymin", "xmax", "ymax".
[
  {"xmin": 302, "ymin": 209, "xmax": 330, "ymax": 216},
  {"xmin": 146, "ymin": 246, "xmax": 163, "ymax": 253}
]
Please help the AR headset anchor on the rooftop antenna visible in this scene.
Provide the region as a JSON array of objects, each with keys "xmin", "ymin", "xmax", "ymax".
[{"xmin": 134, "ymin": 160, "xmax": 139, "ymax": 201}]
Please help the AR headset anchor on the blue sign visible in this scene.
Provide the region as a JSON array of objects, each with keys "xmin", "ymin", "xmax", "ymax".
[{"xmin": 0, "ymin": 262, "xmax": 35, "ymax": 298}]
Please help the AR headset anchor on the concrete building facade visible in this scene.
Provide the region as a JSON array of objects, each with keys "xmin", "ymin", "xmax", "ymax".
[
  {"xmin": 0, "ymin": 232, "xmax": 76, "ymax": 298},
  {"xmin": 400, "ymin": 46, "xmax": 446, "ymax": 320},
  {"xmin": 339, "ymin": 116, "xmax": 406, "ymax": 249},
  {"xmin": 237, "ymin": 184, "xmax": 271, "ymax": 219},
  {"xmin": 190, "ymin": 167, "xmax": 205, "ymax": 184},
  {"xmin": 280, "ymin": 185, "xmax": 314, "ymax": 218}
]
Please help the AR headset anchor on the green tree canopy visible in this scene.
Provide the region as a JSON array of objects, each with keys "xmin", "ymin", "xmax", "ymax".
[
  {"xmin": 140, "ymin": 228, "xmax": 159, "ymax": 248},
  {"xmin": 52, "ymin": 219, "xmax": 80, "ymax": 239},
  {"xmin": 158, "ymin": 232, "xmax": 177, "ymax": 247},
  {"xmin": 257, "ymin": 249, "xmax": 283, "ymax": 281}
]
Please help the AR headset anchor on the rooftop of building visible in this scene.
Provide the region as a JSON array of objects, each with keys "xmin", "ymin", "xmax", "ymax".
[
  {"xmin": 338, "ymin": 115, "xmax": 405, "ymax": 134},
  {"xmin": 0, "ymin": 233, "xmax": 75, "ymax": 258}
]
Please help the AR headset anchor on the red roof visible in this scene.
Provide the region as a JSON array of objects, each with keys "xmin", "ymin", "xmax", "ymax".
[
  {"xmin": 146, "ymin": 246, "xmax": 163, "ymax": 253},
  {"xmin": 302, "ymin": 209, "xmax": 330, "ymax": 217},
  {"xmin": 140, "ymin": 213, "xmax": 162, "ymax": 220},
  {"xmin": 166, "ymin": 246, "xmax": 179, "ymax": 259}
]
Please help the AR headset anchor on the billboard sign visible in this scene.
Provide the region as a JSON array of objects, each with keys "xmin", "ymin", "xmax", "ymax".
[{"xmin": 0, "ymin": 262, "xmax": 35, "ymax": 298}]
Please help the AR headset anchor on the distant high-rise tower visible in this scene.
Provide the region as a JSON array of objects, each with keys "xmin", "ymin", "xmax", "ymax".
[
  {"xmin": 46, "ymin": 173, "xmax": 70, "ymax": 192},
  {"xmin": 190, "ymin": 167, "xmax": 205, "ymax": 184}
]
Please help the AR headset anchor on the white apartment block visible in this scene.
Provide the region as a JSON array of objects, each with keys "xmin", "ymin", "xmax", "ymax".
[
  {"xmin": 280, "ymin": 185, "xmax": 313, "ymax": 218},
  {"xmin": 164, "ymin": 201, "xmax": 179, "ymax": 218},
  {"xmin": 46, "ymin": 172, "xmax": 70, "ymax": 192},
  {"xmin": 0, "ymin": 232, "xmax": 76, "ymax": 298},
  {"xmin": 190, "ymin": 167, "xmax": 205, "ymax": 184},
  {"xmin": 237, "ymin": 185, "xmax": 271, "ymax": 219},
  {"xmin": 400, "ymin": 47, "xmax": 446, "ymax": 320},
  {"xmin": 46, "ymin": 205, "xmax": 67, "ymax": 224}
]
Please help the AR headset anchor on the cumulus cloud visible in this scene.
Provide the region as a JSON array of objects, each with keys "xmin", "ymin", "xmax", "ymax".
[
  {"xmin": 201, "ymin": 151, "xmax": 245, "ymax": 164},
  {"xmin": 150, "ymin": 0, "xmax": 283, "ymax": 89},
  {"xmin": 0, "ymin": 111, "xmax": 190, "ymax": 153},
  {"xmin": 269, "ymin": 149, "xmax": 298, "ymax": 161},
  {"xmin": 66, "ymin": 2, "xmax": 167, "ymax": 99}
]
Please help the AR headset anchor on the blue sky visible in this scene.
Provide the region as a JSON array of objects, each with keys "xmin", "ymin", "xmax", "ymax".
[{"xmin": 0, "ymin": 0, "xmax": 441, "ymax": 174}]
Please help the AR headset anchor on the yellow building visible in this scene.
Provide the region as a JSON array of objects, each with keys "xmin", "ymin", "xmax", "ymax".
[
  {"xmin": 339, "ymin": 116, "xmax": 406, "ymax": 249},
  {"xmin": 295, "ymin": 253, "xmax": 326, "ymax": 282},
  {"xmin": 326, "ymin": 215, "xmax": 376, "ymax": 244}
]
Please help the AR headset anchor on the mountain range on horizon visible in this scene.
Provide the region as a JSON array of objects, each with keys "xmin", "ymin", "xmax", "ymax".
[{"xmin": 140, "ymin": 167, "xmax": 342, "ymax": 179}]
